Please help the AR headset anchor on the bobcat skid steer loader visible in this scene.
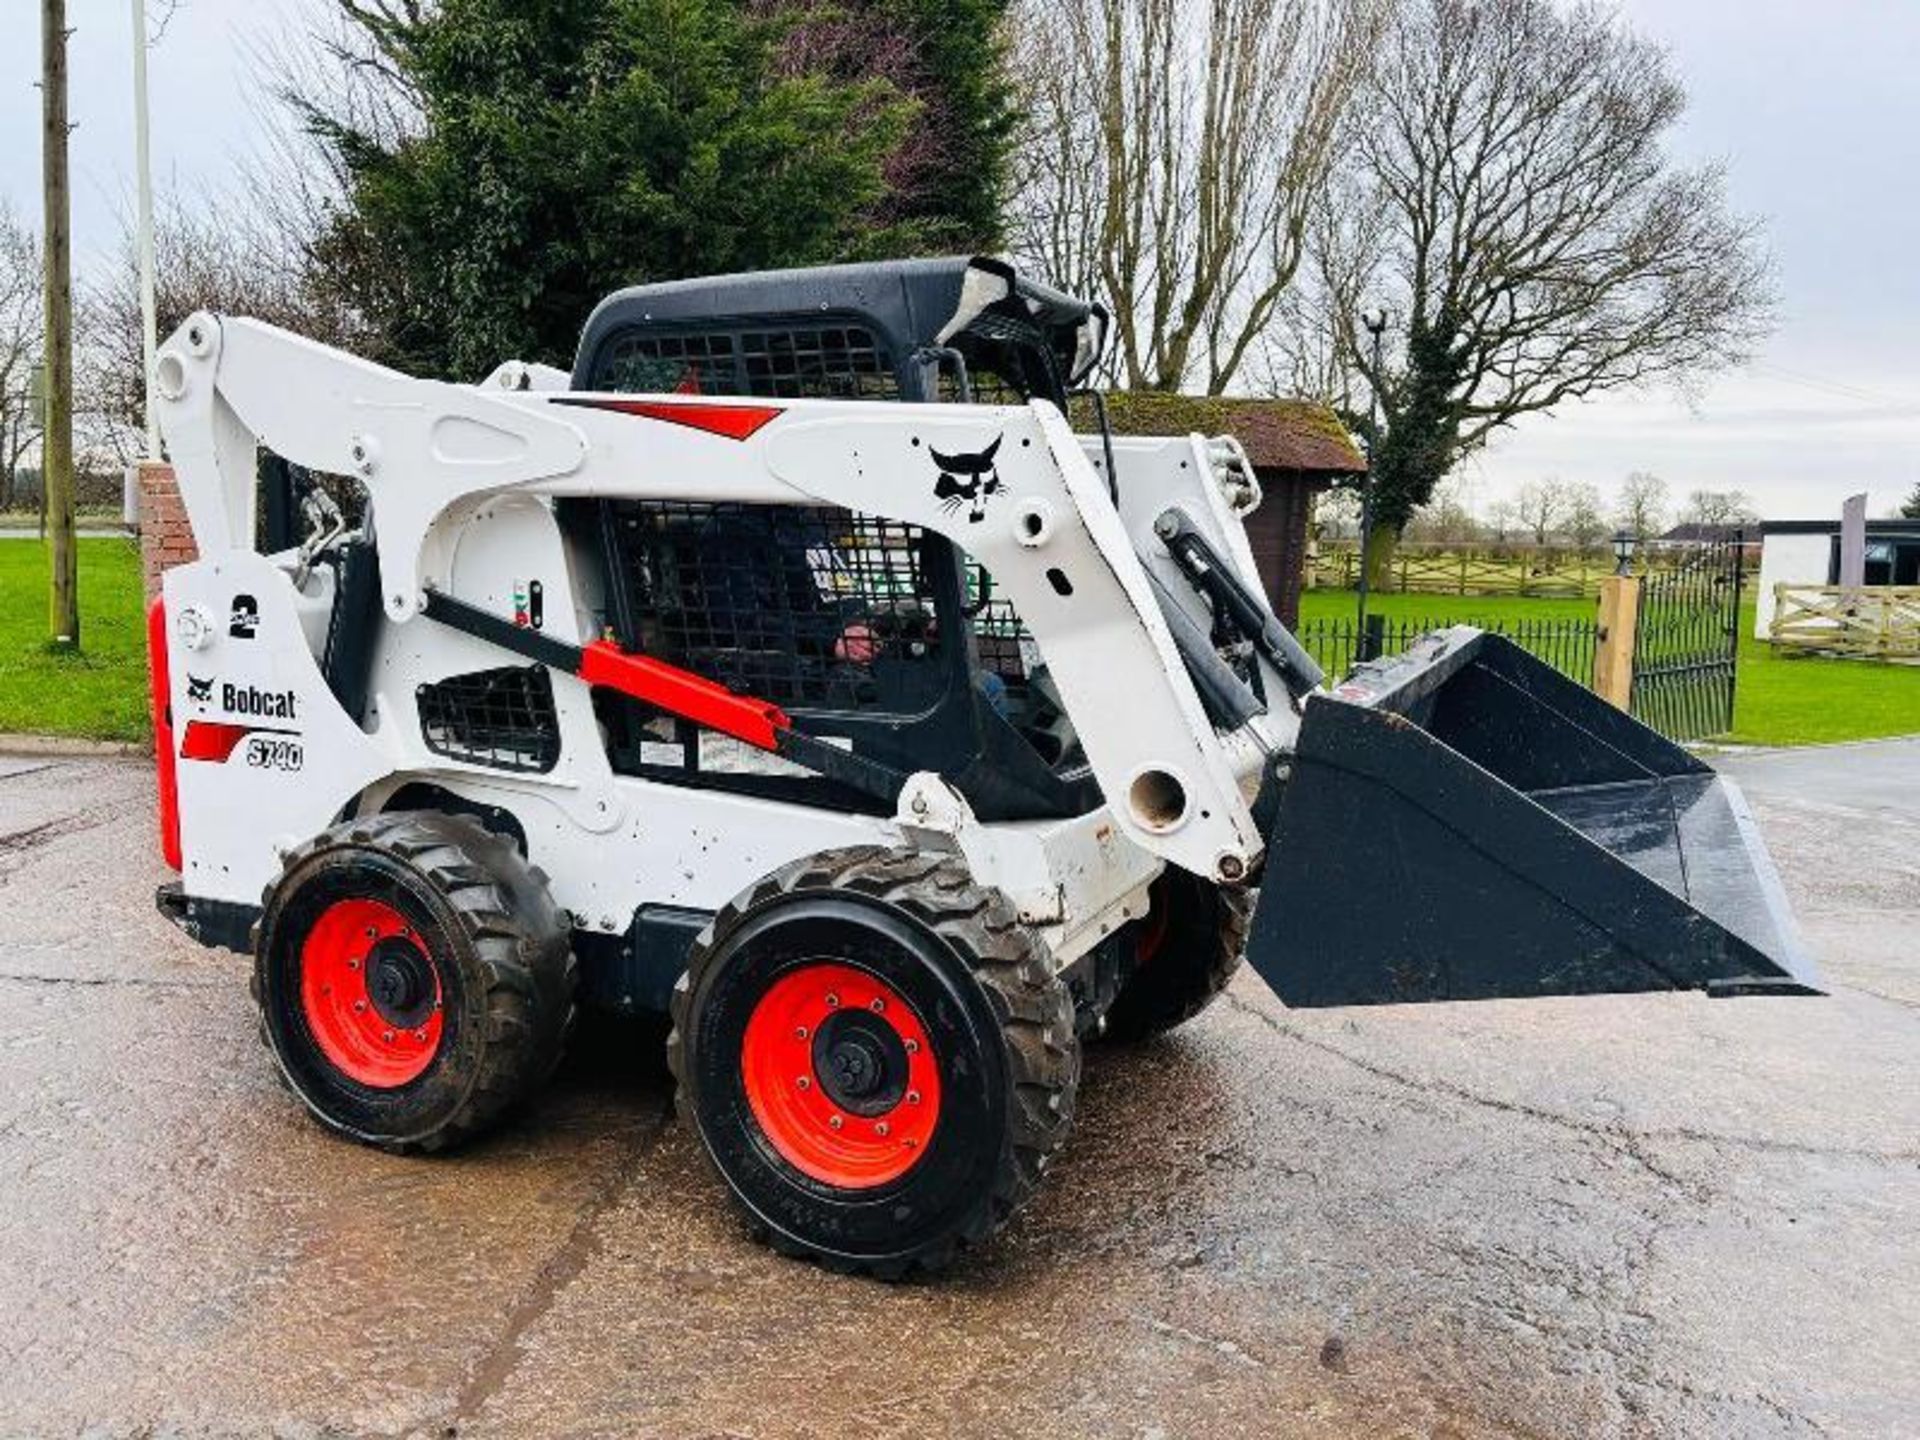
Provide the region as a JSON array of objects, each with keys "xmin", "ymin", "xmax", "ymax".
[{"xmin": 148, "ymin": 257, "xmax": 1818, "ymax": 1276}]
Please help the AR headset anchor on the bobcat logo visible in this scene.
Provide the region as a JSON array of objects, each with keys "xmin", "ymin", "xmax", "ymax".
[
  {"xmin": 186, "ymin": 674, "xmax": 214, "ymax": 706},
  {"xmin": 931, "ymin": 436, "xmax": 1004, "ymax": 523}
]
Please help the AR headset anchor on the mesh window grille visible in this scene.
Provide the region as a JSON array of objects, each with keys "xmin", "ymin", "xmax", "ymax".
[
  {"xmin": 964, "ymin": 567, "xmax": 1038, "ymax": 696},
  {"xmin": 592, "ymin": 324, "xmax": 900, "ymax": 401},
  {"xmin": 417, "ymin": 666, "xmax": 562, "ymax": 773},
  {"xmin": 605, "ymin": 502, "xmax": 1039, "ymax": 714}
]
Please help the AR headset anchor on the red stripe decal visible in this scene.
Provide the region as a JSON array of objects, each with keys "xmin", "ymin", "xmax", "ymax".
[
  {"xmin": 147, "ymin": 600, "xmax": 182, "ymax": 868},
  {"xmin": 578, "ymin": 641, "xmax": 789, "ymax": 750},
  {"xmin": 180, "ymin": 720, "xmax": 259, "ymax": 763},
  {"xmin": 551, "ymin": 397, "xmax": 783, "ymax": 440}
]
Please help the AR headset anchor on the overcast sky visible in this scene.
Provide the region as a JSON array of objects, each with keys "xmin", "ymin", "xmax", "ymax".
[{"xmin": 3, "ymin": 0, "xmax": 1915, "ymax": 522}]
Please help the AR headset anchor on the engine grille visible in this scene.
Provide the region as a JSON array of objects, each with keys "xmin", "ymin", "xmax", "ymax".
[{"xmin": 417, "ymin": 666, "xmax": 561, "ymax": 773}]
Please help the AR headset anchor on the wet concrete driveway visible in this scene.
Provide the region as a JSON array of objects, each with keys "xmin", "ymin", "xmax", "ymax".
[{"xmin": 0, "ymin": 744, "xmax": 1916, "ymax": 1437}]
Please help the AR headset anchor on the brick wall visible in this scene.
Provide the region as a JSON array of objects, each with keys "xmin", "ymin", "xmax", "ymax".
[{"xmin": 136, "ymin": 462, "xmax": 197, "ymax": 601}]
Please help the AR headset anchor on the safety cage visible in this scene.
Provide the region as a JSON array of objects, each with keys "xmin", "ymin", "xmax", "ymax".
[
  {"xmin": 589, "ymin": 322, "xmax": 906, "ymax": 402},
  {"xmin": 564, "ymin": 498, "xmax": 1090, "ymax": 821}
]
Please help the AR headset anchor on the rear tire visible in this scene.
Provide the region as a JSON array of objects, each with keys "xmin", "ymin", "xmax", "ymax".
[
  {"xmin": 252, "ymin": 811, "xmax": 576, "ymax": 1152},
  {"xmin": 669, "ymin": 847, "xmax": 1078, "ymax": 1278},
  {"xmin": 1099, "ymin": 869, "xmax": 1249, "ymax": 1042}
]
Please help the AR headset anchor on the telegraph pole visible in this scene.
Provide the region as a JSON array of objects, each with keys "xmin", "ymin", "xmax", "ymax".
[
  {"xmin": 41, "ymin": 0, "xmax": 80, "ymax": 649},
  {"xmin": 133, "ymin": 0, "xmax": 159, "ymax": 458}
]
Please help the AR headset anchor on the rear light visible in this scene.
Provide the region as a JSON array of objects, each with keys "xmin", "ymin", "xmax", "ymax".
[{"xmin": 147, "ymin": 598, "xmax": 182, "ymax": 869}]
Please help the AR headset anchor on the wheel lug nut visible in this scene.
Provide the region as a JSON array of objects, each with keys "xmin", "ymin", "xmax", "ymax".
[
  {"xmin": 795, "ymin": 1025, "xmax": 809, "ymax": 1040},
  {"xmin": 869, "ymin": 997, "xmax": 885, "ymax": 1013},
  {"xmin": 414, "ymin": 1029, "xmax": 428, "ymax": 1042},
  {"xmin": 906, "ymin": 1089, "xmax": 921, "ymax": 1105},
  {"xmin": 828, "ymin": 1115, "xmax": 843, "ymax": 1130},
  {"xmin": 796, "ymin": 1076, "xmax": 811, "ymax": 1091},
  {"xmin": 364, "ymin": 926, "xmax": 377, "ymax": 940},
  {"xmin": 382, "ymin": 1029, "xmax": 395, "ymax": 1043},
  {"xmin": 903, "ymin": 1038, "xmax": 919, "ymax": 1054},
  {"xmin": 347, "ymin": 957, "xmax": 361, "ymax": 971},
  {"xmin": 824, "ymin": 993, "xmax": 840, "ymax": 1009},
  {"xmin": 875, "ymin": 1121, "xmax": 890, "ymax": 1137},
  {"xmin": 353, "ymin": 1000, "xmax": 367, "ymax": 1013}
]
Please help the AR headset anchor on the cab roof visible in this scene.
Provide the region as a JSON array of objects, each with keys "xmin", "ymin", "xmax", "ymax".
[{"xmin": 572, "ymin": 256, "xmax": 1108, "ymax": 393}]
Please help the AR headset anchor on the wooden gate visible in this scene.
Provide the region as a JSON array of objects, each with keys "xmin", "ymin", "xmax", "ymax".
[
  {"xmin": 1770, "ymin": 585, "xmax": 1920, "ymax": 659},
  {"xmin": 1630, "ymin": 534, "xmax": 1745, "ymax": 740}
]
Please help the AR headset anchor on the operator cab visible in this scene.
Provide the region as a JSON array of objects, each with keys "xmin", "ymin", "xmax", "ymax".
[{"xmin": 563, "ymin": 258, "xmax": 1114, "ymax": 824}]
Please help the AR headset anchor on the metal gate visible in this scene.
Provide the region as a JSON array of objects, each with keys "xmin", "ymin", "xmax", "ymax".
[{"xmin": 1630, "ymin": 532, "xmax": 1745, "ymax": 740}]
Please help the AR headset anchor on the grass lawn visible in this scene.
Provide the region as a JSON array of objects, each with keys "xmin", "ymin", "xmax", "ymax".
[
  {"xmin": 0, "ymin": 546, "xmax": 1908, "ymax": 750},
  {"xmin": 1299, "ymin": 588, "xmax": 1597, "ymax": 626},
  {"xmin": 1303, "ymin": 586, "xmax": 1920, "ymax": 747},
  {"xmin": 1727, "ymin": 607, "xmax": 1920, "ymax": 746},
  {"xmin": 0, "ymin": 538, "xmax": 151, "ymax": 743}
]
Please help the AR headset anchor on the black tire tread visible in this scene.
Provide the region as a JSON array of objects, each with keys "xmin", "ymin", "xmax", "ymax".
[
  {"xmin": 1099, "ymin": 874, "xmax": 1250, "ymax": 1043},
  {"xmin": 253, "ymin": 810, "xmax": 577, "ymax": 1153},
  {"xmin": 667, "ymin": 845, "xmax": 1077, "ymax": 1279}
]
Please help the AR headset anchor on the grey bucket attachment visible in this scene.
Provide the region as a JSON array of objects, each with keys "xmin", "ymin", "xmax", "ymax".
[{"xmin": 1245, "ymin": 627, "xmax": 1821, "ymax": 1007}]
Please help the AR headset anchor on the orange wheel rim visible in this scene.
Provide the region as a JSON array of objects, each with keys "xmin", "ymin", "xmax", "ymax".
[
  {"xmin": 740, "ymin": 962, "xmax": 941, "ymax": 1189},
  {"xmin": 298, "ymin": 898, "xmax": 444, "ymax": 1088}
]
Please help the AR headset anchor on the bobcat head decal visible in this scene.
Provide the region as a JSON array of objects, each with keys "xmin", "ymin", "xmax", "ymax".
[
  {"xmin": 930, "ymin": 436, "xmax": 1004, "ymax": 523},
  {"xmin": 186, "ymin": 674, "xmax": 214, "ymax": 706}
]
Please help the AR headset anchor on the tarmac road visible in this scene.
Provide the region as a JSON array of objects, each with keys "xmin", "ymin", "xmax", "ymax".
[{"xmin": 0, "ymin": 742, "xmax": 1915, "ymax": 1438}]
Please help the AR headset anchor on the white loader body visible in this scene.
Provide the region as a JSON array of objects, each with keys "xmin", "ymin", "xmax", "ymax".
[{"xmin": 154, "ymin": 313, "xmax": 1298, "ymax": 969}]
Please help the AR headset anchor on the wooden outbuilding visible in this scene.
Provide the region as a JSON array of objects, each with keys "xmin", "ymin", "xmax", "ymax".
[{"xmin": 1087, "ymin": 393, "xmax": 1366, "ymax": 626}]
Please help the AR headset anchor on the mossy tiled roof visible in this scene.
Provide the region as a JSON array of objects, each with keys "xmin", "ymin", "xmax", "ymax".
[{"xmin": 1072, "ymin": 392, "xmax": 1365, "ymax": 475}]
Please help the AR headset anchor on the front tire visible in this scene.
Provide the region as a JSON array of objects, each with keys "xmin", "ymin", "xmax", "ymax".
[
  {"xmin": 1099, "ymin": 869, "xmax": 1250, "ymax": 1042},
  {"xmin": 253, "ymin": 811, "xmax": 576, "ymax": 1151},
  {"xmin": 669, "ymin": 847, "xmax": 1078, "ymax": 1278}
]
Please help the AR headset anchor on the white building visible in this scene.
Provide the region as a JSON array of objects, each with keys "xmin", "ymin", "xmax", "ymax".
[{"xmin": 1755, "ymin": 519, "xmax": 1920, "ymax": 637}]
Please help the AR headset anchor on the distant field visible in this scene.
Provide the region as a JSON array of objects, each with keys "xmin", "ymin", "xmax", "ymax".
[
  {"xmin": 0, "ymin": 538, "xmax": 149, "ymax": 743},
  {"xmin": 1299, "ymin": 588, "xmax": 1596, "ymax": 626},
  {"xmin": 1303, "ymin": 586, "xmax": 1920, "ymax": 747},
  {"xmin": 0, "ymin": 550, "xmax": 1906, "ymax": 750},
  {"xmin": 0, "ymin": 508, "xmax": 127, "ymax": 530}
]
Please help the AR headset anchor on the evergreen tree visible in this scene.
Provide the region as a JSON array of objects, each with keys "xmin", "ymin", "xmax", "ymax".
[
  {"xmin": 776, "ymin": 0, "xmax": 1016, "ymax": 252},
  {"xmin": 301, "ymin": 0, "xmax": 920, "ymax": 378},
  {"xmin": 876, "ymin": 0, "xmax": 1017, "ymax": 249}
]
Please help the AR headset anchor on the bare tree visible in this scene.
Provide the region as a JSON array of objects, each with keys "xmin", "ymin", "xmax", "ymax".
[
  {"xmin": 1404, "ymin": 476, "xmax": 1482, "ymax": 544},
  {"xmin": 0, "ymin": 205, "xmax": 42, "ymax": 509},
  {"xmin": 1615, "ymin": 471, "xmax": 1668, "ymax": 541},
  {"xmin": 1563, "ymin": 481, "xmax": 1607, "ymax": 549},
  {"xmin": 1313, "ymin": 484, "xmax": 1362, "ymax": 542},
  {"xmin": 77, "ymin": 191, "xmax": 368, "ymax": 466},
  {"xmin": 1009, "ymin": 0, "xmax": 1387, "ymax": 393},
  {"xmin": 1484, "ymin": 497, "xmax": 1517, "ymax": 543},
  {"xmin": 1678, "ymin": 487, "xmax": 1760, "ymax": 532},
  {"xmin": 1296, "ymin": 0, "xmax": 1772, "ymax": 581},
  {"xmin": 1514, "ymin": 476, "xmax": 1571, "ymax": 545}
]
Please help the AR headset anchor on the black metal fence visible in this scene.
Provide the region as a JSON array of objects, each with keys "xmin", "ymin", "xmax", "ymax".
[{"xmin": 1297, "ymin": 614, "xmax": 1598, "ymax": 686}]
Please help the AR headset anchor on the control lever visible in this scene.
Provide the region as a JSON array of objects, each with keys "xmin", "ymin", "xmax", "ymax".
[{"xmin": 291, "ymin": 487, "xmax": 348, "ymax": 591}]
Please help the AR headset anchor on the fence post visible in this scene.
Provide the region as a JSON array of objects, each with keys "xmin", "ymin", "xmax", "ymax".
[
  {"xmin": 1358, "ymin": 612, "xmax": 1386, "ymax": 663},
  {"xmin": 1592, "ymin": 574, "xmax": 1641, "ymax": 710}
]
